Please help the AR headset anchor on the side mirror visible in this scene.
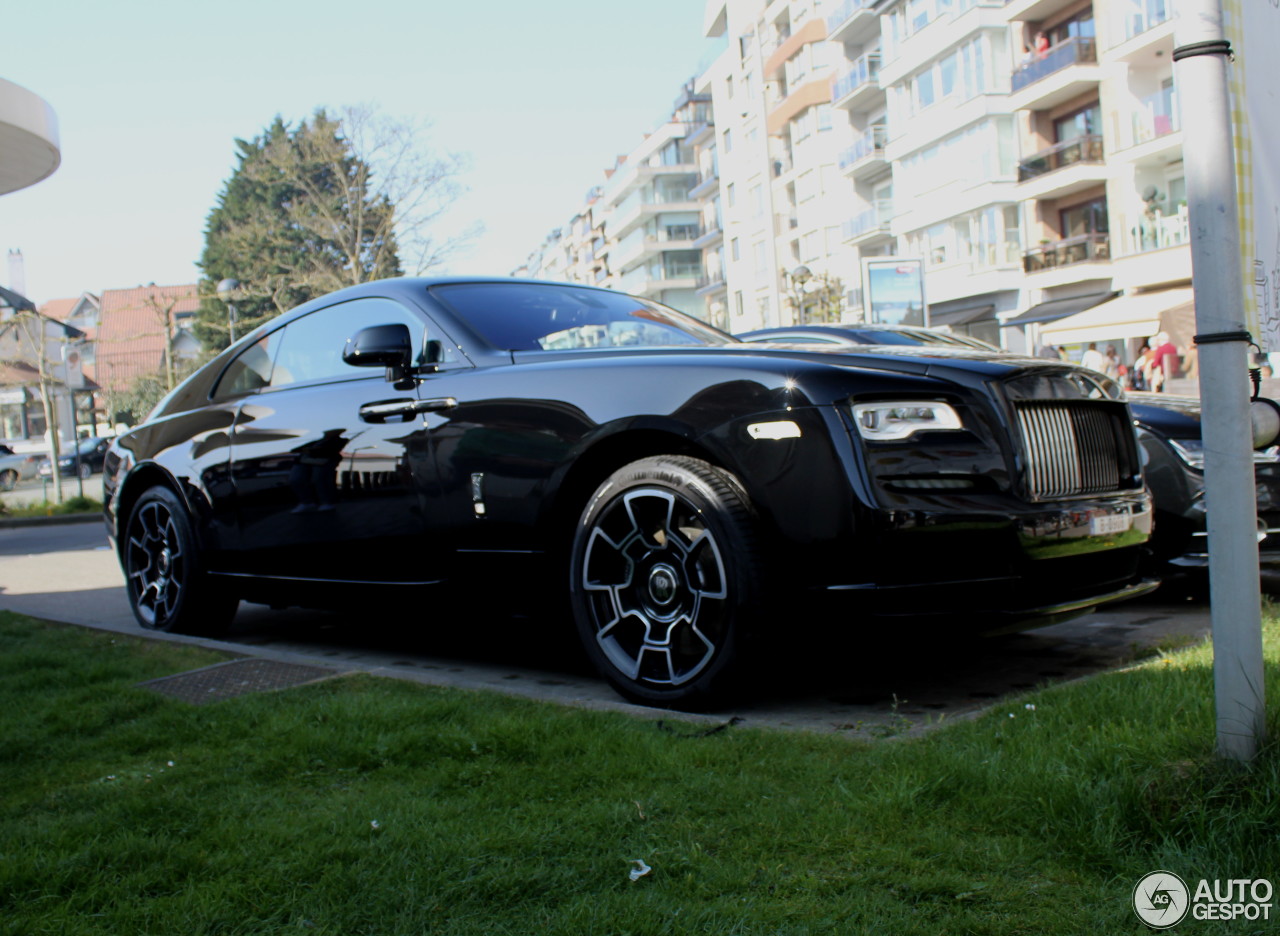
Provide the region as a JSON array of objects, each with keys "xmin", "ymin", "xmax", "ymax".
[
  {"xmin": 344, "ymin": 324, "xmax": 416, "ymax": 389},
  {"xmin": 343, "ymin": 324, "xmax": 412, "ymax": 369}
]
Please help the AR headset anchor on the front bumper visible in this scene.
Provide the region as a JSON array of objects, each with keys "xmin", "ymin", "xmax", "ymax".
[{"xmin": 822, "ymin": 491, "xmax": 1155, "ymax": 624}]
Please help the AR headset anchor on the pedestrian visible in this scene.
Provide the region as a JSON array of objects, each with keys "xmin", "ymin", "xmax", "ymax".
[
  {"xmin": 1037, "ymin": 343, "xmax": 1060, "ymax": 359},
  {"xmin": 1104, "ymin": 345, "xmax": 1121, "ymax": 380},
  {"xmin": 1132, "ymin": 343, "xmax": 1152, "ymax": 391},
  {"xmin": 1035, "ymin": 31, "xmax": 1050, "ymax": 58},
  {"xmin": 1080, "ymin": 341, "xmax": 1106, "ymax": 373},
  {"xmin": 1150, "ymin": 331, "xmax": 1179, "ymax": 392}
]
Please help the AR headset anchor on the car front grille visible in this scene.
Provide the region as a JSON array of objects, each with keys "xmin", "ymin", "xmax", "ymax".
[{"xmin": 1014, "ymin": 401, "xmax": 1130, "ymax": 499}]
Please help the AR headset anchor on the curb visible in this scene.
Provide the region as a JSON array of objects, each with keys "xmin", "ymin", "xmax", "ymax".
[{"xmin": 0, "ymin": 513, "xmax": 101, "ymax": 530}]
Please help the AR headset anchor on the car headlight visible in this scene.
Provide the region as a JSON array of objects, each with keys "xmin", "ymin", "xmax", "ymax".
[
  {"xmin": 851, "ymin": 401, "xmax": 963, "ymax": 441},
  {"xmin": 1169, "ymin": 437, "xmax": 1280, "ymax": 469}
]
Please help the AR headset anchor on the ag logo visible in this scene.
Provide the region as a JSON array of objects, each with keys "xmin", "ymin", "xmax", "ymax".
[{"xmin": 1134, "ymin": 871, "xmax": 1190, "ymax": 928}]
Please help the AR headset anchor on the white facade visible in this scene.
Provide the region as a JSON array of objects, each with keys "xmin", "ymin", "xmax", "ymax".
[
  {"xmin": 702, "ymin": 0, "xmax": 863, "ymax": 331},
  {"xmin": 521, "ymin": 0, "xmax": 1195, "ymax": 357}
]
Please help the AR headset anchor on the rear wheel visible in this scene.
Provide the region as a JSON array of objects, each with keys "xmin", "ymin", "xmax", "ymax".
[
  {"xmin": 0, "ymin": 469, "xmax": 16, "ymax": 492},
  {"xmin": 123, "ymin": 486, "xmax": 238, "ymax": 636},
  {"xmin": 78, "ymin": 461, "xmax": 92, "ymax": 480},
  {"xmin": 570, "ymin": 455, "xmax": 764, "ymax": 708}
]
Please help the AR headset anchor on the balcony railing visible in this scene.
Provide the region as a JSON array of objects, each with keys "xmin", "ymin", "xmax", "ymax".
[
  {"xmin": 1128, "ymin": 207, "xmax": 1189, "ymax": 254},
  {"xmin": 839, "ymin": 125, "xmax": 889, "ymax": 170},
  {"xmin": 843, "ymin": 199, "xmax": 894, "ymax": 240},
  {"xmin": 833, "ymin": 54, "xmax": 881, "ymax": 101},
  {"xmin": 1118, "ymin": 1, "xmax": 1172, "ymax": 43},
  {"xmin": 1023, "ymin": 232, "xmax": 1111, "ymax": 272},
  {"xmin": 1018, "ymin": 134, "xmax": 1105, "ymax": 181},
  {"xmin": 661, "ymin": 262, "xmax": 702, "ymax": 280},
  {"xmin": 1011, "ymin": 37, "xmax": 1097, "ymax": 93},
  {"xmin": 1131, "ymin": 91, "xmax": 1179, "ymax": 146},
  {"xmin": 827, "ymin": 0, "xmax": 876, "ymax": 32}
]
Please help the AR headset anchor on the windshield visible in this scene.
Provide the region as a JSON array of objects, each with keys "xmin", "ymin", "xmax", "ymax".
[{"xmin": 430, "ymin": 283, "xmax": 734, "ymax": 351}]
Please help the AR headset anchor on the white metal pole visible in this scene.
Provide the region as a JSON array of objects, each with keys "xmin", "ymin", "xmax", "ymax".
[{"xmin": 1174, "ymin": 0, "xmax": 1266, "ymax": 760}]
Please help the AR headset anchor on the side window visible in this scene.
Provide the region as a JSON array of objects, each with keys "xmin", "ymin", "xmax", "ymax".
[
  {"xmin": 212, "ymin": 330, "xmax": 285, "ymax": 400},
  {"xmin": 268, "ymin": 298, "xmax": 433, "ymax": 389}
]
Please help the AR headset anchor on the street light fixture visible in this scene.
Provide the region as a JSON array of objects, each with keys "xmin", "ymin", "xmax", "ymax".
[
  {"xmin": 788, "ymin": 265, "xmax": 812, "ymax": 325},
  {"xmin": 215, "ymin": 277, "xmax": 241, "ymax": 344}
]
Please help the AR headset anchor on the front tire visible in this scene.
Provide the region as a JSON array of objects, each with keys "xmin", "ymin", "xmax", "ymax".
[
  {"xmin": 78, "ymin": 461, "xmax": 92, "ymax": 480},
  {"xmin": 123, "ymin": 486, "xmax": 238, "ymax": 636},
  {"xmin": 570, "ymin": 455, "xmax": 764, "ymax": 708},
  {"xmin": 0, "ymin": 469, "xmax": 16, "ymax": 492}
]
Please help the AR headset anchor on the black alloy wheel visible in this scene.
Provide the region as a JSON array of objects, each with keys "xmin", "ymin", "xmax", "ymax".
[
  {"xmin": 78, "ymin": 461, "xmax": 91, "ymax": 480},
  {"xmin": 570, "ymin": 455, "xmax": 764, "ymax": 708},
  {"xmin": 0, "ymin": 469, "xmax": 16, "ymax": 492},
  {"xmin": 123, "ymin": 486, "xmax": 237, "ymax": 636}
]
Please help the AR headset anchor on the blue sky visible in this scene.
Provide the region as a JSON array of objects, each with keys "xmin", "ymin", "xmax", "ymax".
[{"xmin": 0, "ymin": 0, "xmax": 720, "ymax": 305}]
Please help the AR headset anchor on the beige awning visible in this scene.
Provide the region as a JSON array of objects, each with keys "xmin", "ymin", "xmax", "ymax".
[{"xmin": 1038, "ymin": 287, "xmax": 1195, "ymax": 346}]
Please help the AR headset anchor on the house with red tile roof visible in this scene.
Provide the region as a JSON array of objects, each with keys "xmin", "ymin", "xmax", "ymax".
[{"xmin": 92, "ymin": 283, "xmax": 200, "ymax": 395}]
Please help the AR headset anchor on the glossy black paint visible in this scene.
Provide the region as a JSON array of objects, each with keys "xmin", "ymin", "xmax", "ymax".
[
  {"xmin": 1129, "ymin": 392, "xmax": 1280, "ymax": 567},
  {"xmin": 104, "ymin": 277, "xmax": 1154, "ymax": 626}
]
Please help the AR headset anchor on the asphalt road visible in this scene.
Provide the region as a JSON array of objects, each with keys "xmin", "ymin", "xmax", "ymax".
[{"xmin": 0, "ymin": 520, "xmax": 1218, "ymax": 736}]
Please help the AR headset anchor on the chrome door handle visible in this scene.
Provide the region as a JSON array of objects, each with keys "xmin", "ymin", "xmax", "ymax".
[{"xmin": 360, "ymin": 397, "xmax": 458, "ymax": 422}]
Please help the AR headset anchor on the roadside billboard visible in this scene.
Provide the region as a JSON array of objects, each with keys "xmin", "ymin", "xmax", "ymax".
[{"xmin": 862, "ymin": 258, "xmax": 927, "ymax": 327}]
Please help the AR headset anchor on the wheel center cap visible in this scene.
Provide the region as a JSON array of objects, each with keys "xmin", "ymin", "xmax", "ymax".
[
  {"xmin": 648, "ymin": 564, "xmax": 679, "ymax": 606},
  {"xmin": 158, "ymin": 547, "xmax": 171, "ymax": 575}
]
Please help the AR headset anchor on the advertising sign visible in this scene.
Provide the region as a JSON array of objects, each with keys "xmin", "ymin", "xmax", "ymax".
[{"xmin": 862, "ymin": 258, "xmax": 926, "ymax": 327}]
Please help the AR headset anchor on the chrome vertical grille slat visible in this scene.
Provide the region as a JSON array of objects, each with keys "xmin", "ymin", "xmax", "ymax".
[{"xmin": 1015, "ymin": 402, "xmax": 1126, "ymax": 498}]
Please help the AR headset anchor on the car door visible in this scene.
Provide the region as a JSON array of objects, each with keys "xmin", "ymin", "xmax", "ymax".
[{"xmin": 226, "ymin": 296, "xmax": 448, "ymax": 584}]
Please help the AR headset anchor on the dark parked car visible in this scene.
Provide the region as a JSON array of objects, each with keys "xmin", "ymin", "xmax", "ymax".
[
  {"xmin": 38, "ymin": 436, "xmax": 113, "ymax": 480},
  {"xmin": 104, "ymin": 278, "xmax": 1156, "ymax": 706},
  {"xmin": 1128, "ymin": 392, "xmax": 1280, "ymax": 567},
  {"xmin": 737, "ymin": 323, "xmax": 1001, "ymax": 351}
]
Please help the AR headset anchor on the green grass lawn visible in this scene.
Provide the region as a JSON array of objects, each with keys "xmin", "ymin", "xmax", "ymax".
[{"xmin": 1, "ymin": 611, "xmax": 1277, "ymax": 935}]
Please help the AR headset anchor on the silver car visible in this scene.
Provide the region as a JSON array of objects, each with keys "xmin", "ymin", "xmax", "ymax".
[{"xmin": 0, "ymin": 444, "xmax": 42, "ymax": 491}]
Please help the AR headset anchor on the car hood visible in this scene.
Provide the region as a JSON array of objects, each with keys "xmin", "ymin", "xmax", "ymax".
[{"xmin": 1127, "ymin": 392, "xmax": 1202, "ymax": 439}]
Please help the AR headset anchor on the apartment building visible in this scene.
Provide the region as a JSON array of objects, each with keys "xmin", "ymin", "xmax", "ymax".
[
  {"xmin": 701, "ymin": 0, "xmax": 862, "ymax": 331},
  {"xmin": 514, "ymin": 83, "xmax": 711, "ymax": 320},
  {"xmin": 521, "ymin": 0, "xmax": 1192, "ymax": 358},
  {"xmin": 1003, "ymin": 0, "xmax": 1192, "ymax": 361}
]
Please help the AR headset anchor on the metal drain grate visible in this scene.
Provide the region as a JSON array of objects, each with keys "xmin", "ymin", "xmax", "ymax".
[{"xmin": 138, "ymin": 658, "xmax": 340, "ymax": 705}]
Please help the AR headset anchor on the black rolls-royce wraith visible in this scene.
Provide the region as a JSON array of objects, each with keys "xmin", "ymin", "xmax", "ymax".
[{"xmin": 104, "ymin": 278, "xmax": 1156, "ymax": 706}]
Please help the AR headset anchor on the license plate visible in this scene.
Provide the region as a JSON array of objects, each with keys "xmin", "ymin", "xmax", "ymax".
[{"xmin": 1090, "ymin": 512, "xmax": 1132, "ymax": 536}]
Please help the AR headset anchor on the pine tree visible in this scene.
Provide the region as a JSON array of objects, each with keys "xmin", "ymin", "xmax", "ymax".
[{"xmin": 195, "ymin": 110, "xmax": 408, "ymax": 351}]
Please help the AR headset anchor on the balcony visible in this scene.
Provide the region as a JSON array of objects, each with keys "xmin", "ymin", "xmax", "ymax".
[
  {"xmin": 775, "ymin": 212, "xmax": 799, "ymax": 237},
  {"xmin": 1110, "ymin": 2, "xmax": 1175, "ymax": 62},
  {"xmin": 838, "ymin": 125, "xmax": 888, "ymax": 179},
  {"xmin": 1023, "ymin": 232, "xmax": 1111, "ymax": 273},
  {"xmin": 689, "ymin": 171, "xmax": 720, "ymax": 199},
  {"xmin": 610, "ymin": 195, "xmax": 702, "ymax": 239},
  {"xmin": 1113, "ymin": 95, "xmax": 1180, "ymax": 167},
  {"xmin": 1017, "ymin": 134, "xmax": 1108, "ymax": 200},
  {"xmin": 832, "ymin": 53, "xmax": 882, "ymax": 111},
  {"xmin": 842, "ymin": 199, "xmax": 894, "ymax": 245},
  {"xmin": 827, "ymin": 0, "xmax": 878, "ymax": 45},
  {"xmin": 695, "ymin": 272, "xmax": 728, "ymax": 295},
  {"xmin": 1008, "ymin": 38, "xmax": 1100, "ymax": 111},
  {"xmin": 692, "ymin": 223, "xmax": 723, "ymax": 249}
]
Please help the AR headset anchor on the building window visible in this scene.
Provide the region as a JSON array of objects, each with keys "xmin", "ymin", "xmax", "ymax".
[
  {"xmin": 723, "ymin": 128, "xmax": 733, "ymax": 153},
  {"xmin": 731, "ymin": 237, "xmax": 741, "ymax": 261},
  {"xmin": 735, "ymin": 291, "xmax": 745, "ymax": 316},
  {"xmin": 1060, "ymin": 197, "xmax": 1109, "ymax": 237},
  {"xmin": 727, "ymin": 182, "xmax": 736, "ymax": 208}
]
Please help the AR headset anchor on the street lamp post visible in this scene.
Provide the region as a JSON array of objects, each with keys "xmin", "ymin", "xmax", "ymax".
[
  {"xmin": 216, "ymin": 278, "xmax": 241, "ymax": 344},
  {"xmin": 787, "ymin": 265, "xmax": 812, "ymax": 325}
]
